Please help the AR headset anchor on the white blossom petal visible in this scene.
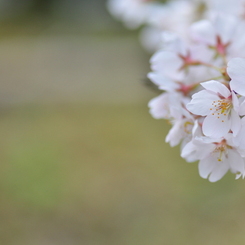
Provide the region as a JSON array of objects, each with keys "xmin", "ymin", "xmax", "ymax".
[
  {"xmin": 202, "ymin": 113, "xmax": 231, "ymax": 138},
  {"xmin": 181, "ymin": 141, "xmax": 198, "ymax": 161},
  {"xmin": 181, "ymin": 138, "xmax": 216, "ymax": 162},
  {"xmin": 228, "ymin": 150, "xmax": 244, "ymax": 174},
  {"xmin": 214, "ymin": 14, "xmax": 237, "ymax": 44},
  {"xmin": 187, "ymin": 90, "xmax": 219, "ymax": 116},
  {"xmin": 198, "ymin": 156, "xmax": 215, "ymax": 179},
  {"xmin": 230, "ymin": 110, "xmax": 241, "ymax": 136},
  {"xmin": 239, "ymin": 98, "xmax": 245, "ymax": 116},
  {"xmin": 228, "ymin": 58, "xmax": 245, "ymax": 96},
  {"xmin": 231, "ymin": 91, "xmax": 240, "ymax": 112},
  {"xmin": 233, "ymin": 117, "xmax": 245, "ymax": 148},
  {"xmin": 165, "ymin": 120, "xmax": 183, "ymax": 147},
  {"xmin": 147, "ymin": 72, "xmax": 179, "ymax": 91},
  {"xmin": 150, "ymin": 50, "xmax": 184, "ymax": 80},
  {"xmin": 208, "ymin": 159, "xmax": 229, "ymax": 182},
  {"xmin": 148, "ymin": 93, "xmax": 170, "ymax": 119},
  {"xmin": 192, "ymin": 138, "xmax": 216, "ymax": 159},
  {"xmin": 190, "ymin": 20, "xmax": 216, "ymax": 46},
  {"xmin": 201, "ymin": 80, "xmax": 231, "ymax": 98}
]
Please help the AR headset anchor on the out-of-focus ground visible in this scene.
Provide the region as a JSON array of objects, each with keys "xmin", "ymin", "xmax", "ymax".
[
  {"xmin": 1, "ymin": 1, "xmax": 245, "ymax": 244},
  {"xmin": 0, "ymin": 34, "xmax": 151, "ymax": 105}
]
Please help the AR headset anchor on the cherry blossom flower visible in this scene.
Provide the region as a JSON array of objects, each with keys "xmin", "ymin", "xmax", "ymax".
[
  {"xmin": 148, "ymin": 92, "xmax": 183, "ymax": 120},
  {"xmin": 181, "ymin": 134, "xmax": 245, "ymax": 182},
  {"xmin": 187, "ymin": 80, "xmax": 241, "ymax": 138},
  {"xmin": 146, "ymin": 0, "xmax": 197, "ymax": 39},
  {"xmin": 165, "ymin": 108, "xmax": 195, "ymax": 147},
  {"xmin": 190, "ymin": 14, "xmax": 245, "ymax": 60},
  {"xmin": 180, "ymin": 120, "xmax": 203, "ymax": 162},
  {"xmin": 148, "ymin": 34, "xmax": 222, "ymax": 92}
]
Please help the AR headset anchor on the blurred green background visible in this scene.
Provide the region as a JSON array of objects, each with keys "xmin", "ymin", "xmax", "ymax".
[{"xmin": 0, "ymin": 0, "xmax": 245, "ymax": 244}]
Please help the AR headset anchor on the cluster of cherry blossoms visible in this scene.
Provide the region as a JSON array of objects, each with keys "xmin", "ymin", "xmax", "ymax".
[{"xmin": 107, "ymin": 0, "xmax": 245, "ymax": 182}]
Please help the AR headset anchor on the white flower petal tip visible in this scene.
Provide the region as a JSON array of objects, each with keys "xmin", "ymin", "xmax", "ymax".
[
  {"xmin": 228, "ymin": 58, "xmax": 245, "ymax": 96},
  {"xmin": 235, "ymin": 172, "xmax": 245, "ymax": 180}
]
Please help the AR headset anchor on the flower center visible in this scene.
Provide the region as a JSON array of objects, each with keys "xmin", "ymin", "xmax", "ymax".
[
  {"xmin": 215, "ymin": 145, "xmax": 226, "ymax": 161},
  {"xmin": 210, "ymin": 99, "xmax": 232, "ymax": 122},
  {"xmin": 214, "ymin": 139, "xmax": 232, "ymax": 162},
  {"xmin": 184, "ymin": 121, "xmax": 194, "ymax": 134}
]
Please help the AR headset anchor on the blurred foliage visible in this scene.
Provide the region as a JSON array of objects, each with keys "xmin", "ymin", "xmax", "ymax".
[
  {"xmin": 0, "ymin": 105, "xmax": 245, "ymax": 244},
  {"xmin": 0, "ymin": 0, "xmax": 125, "ymax": 37}
]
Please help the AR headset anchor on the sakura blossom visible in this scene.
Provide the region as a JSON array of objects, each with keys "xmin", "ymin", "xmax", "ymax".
[
  {"xmin": 148, "ymin": 34, "xmax": 219, "ymax": 86},
  {"xmin": 186, "ymin": 80, "xmax": 241, "ymax": 138},
  {"xmin": 190, "ymin": 14, "xmax": 245, "ymax": 60},
  {"xmin": 181, "ymin": 134, "xmax": 245, "ymax": 182},
  {"xmin": 107, "ymin": 0, "xmax": 245, "ymax": 182}
]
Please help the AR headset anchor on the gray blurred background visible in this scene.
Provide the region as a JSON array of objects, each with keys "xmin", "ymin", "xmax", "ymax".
[{"xmin": 0, "ymin": 1, "xmax": 245, "ymax": 245}]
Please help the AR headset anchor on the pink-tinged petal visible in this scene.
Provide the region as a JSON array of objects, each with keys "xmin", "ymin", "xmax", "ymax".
[
  {"xmin": 227, "ymin": 150, "xmax": 244, "ymax": 174},
  {"xmin": 202, "ymin": 113, "xmax": 231, "ymax": 138},
  {"xmin": 230, "ymin": 79, "xmax": 245, "ymax": 97},
  {"xmin": 147, "ymin": 72, "xmax": 179, "ymax": 91},
  {"xmin": 190, "ymin": 44, "xmax": 214, "ymax": 63},
  {"xmin": 208, "ymin": 158, "xmax": 229, "ymax": 182},
  {"xmin": 148, "ymin": 93, "xmax": 169, "ymax": 119},
  {"xmin": 165, "ymin": 120, "xmax": 183, "ymax": 147},
  {"xmin": 228, "ymin": 58, "xmax": 245, "ymax": 96},
  {"xmin": 182, "ymin": 140, "xmax": 215, "ymax": 161},
  {"xmin": 150, "ymin": 50, "xmax": 184, "ymax": 80},
  {"xmin": 193, "ymin": 139, "xmax": 216, "ymax": 160},
  {"xmin": 201, "ymin": 80, "xmax": 231, "ymax": 98},
  {"xmin": 194, "ymin": 136, "xmax": 221, "ymax": 144},
  {"xmin": 190, "ymin": 20, "xmax": 216, "ymax": 46},
  {"xmin": 224, "ymin": 132, "xmax": 235, "ymax": 146},
  {"xmin": 187, "ymin": 90, "xmax": 219, "ymax": 116},
  {"xmin": 185, "ymin": 154, "xmax": 199, "ymax": 163},
  {"xmin": 214, "ymin": 14, "xmax": 237, "ymax": 44},
  {"xmin": 181, "ymin": 106, "xmax": 193, "ymax": 120},
  {"xmin": 181, "ymin": 141, "xmax": 197, "ymax": 161},
  {"xmin": 227, "ymin": 58, "xmax": 245, "ymax": 80},
  {"xmin": 198, "ymin": 157, "xmax": 215, "ymax": 179},
  {"xmin": 230, "ymin": 110, "xmax": 241, "ymax": 136},
  {"xmin": 161, "ymin": 32, "xmax": 188, "ymax": 56}
]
